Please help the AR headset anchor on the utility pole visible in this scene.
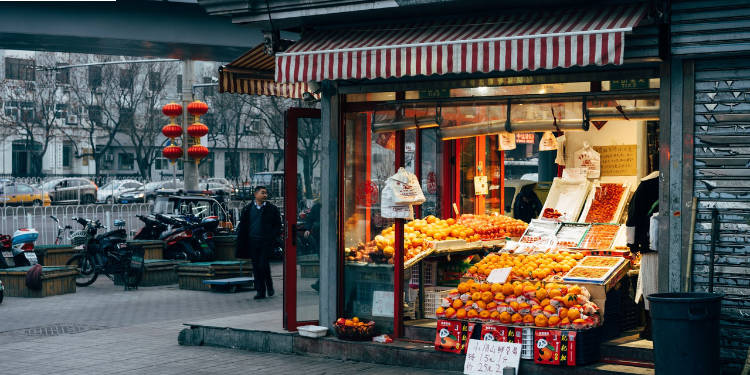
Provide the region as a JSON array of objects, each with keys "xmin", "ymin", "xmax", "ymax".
[{"xmin": 181, "ymin": 60, "xmax": 198, "ymax": 191}]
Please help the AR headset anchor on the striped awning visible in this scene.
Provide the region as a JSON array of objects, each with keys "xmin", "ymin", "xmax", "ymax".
[
  {"xmin": 219, "ymin": 44, "xmax": 312, "ymax": 98},
  {"xmin": 276, "ymin": 4, "xmax": 648, "ymax": 83}
]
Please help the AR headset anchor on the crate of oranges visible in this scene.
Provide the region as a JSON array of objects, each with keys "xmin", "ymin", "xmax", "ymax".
[
  {"xmin": 464, "ymin": 252, "xmax": 584, "ymax": 281},
  {"xmin": 333, "ymin": 317, "xmax": 376, "ymax": 341},
  {"xmin": 434, "ymin": 279, "xmax": 602, "ymax": 330}
]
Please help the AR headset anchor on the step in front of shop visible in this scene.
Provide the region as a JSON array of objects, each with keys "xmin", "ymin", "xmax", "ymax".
[{"xmin": 179, "ymin": 323, "xmax": 653, "ymax": 374}]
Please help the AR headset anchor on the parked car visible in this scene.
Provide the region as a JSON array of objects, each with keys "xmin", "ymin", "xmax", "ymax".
[
  {"xmin": 41, "ymin": 178, "xmax": 97, "ymax": 205},
  {"xmin": 198, "ymin": 181, "xmax": 233, "ymax": 196},
  {"xmin": 120, "ymin": 180, "xmax": 183, "ymax": 203},
  {"xmin": 205, "ymin": 178, "xmax": 237, "ymax": 195},
  {"xmin": 0, "ymin": 182, "xmax": 51, "ymax": 206},
  {"xmin": 97, "ymin": 180, "xmax": 143, "ymax": 204}
]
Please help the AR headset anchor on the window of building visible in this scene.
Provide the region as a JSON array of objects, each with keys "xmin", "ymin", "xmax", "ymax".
[
  {"xmin": 88, "ymin": 66, "xmax": 102, "ymax": 88},
  {"xmin": 249, "ymin": 153, "xmax": 264, "ymax": 175},
  {"xmin": 148, "ymin": 71, "xmax": 161, "ymax": 92},
  {"xmin": 119, "ymin": 68, "xmax": 134, "ymax": 90},
  {"xmin": 176, "ymin": 74, "xmax": 182, "ymax": 94},
  {"xmin": 20, "ymin": 102, "xmax": 35, "ymax": 123},
  {"xmin": 62, "ymin": 142, "xmax": 73, "ymax": 168},
  {"xmin": 118, "ymin": 153, "xmax": 134, "ymax": 170},
  {"xmin": 5, "ymin": 58, "xmax": 35, "ymax": 81},
  {"xmin": 224, "ymin": 152, "xmax": 239, "ymax": 179},
  {"xmin": 55, "ymin": 103, "xmax": 68, "ymax": 119},
  {"xmin": 202, "ymin": 76, "xmax": 215, "ymax": 97},
  {"xmin": 119, "ymin": 108, "xmax": 134, "ymax": 129},
  {"xmin": 56, "ymin": 64, "xmax": 70, "ymax": 84},
  {"xmin": 88, "ymin": 105, "xmax": 102, "ymax": 124},
  {"xmin": 4, "ymin": 100, "xmax": 18, "ymax": 119}
]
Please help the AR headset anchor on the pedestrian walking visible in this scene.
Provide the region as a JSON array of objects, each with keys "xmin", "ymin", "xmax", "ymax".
[{"xmin": 236, "ymin": 186, "xmax": 281, "ymax": 300}]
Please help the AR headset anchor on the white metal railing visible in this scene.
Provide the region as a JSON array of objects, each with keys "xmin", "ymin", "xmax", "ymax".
[{"xmin": 0, "ymin": 203, "xmax": 153, "ymax": 245}]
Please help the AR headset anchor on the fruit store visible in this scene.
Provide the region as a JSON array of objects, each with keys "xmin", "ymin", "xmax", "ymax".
[{"xmin": 314, "ymin": 5, "xmax": 663, "ymax": 358}]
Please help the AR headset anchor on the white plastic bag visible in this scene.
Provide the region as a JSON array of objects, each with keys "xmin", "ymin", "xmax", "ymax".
[
  {"xmin": 381, "ymin": 180, "xmax": 414, "ymax": 219},
  {"xmin": 389, "ymin": 167, "xmax": 426, "ymax": 205},
  {"xmin": 573, "ymin": 144, "xmax": 601, "ymax": 178}
]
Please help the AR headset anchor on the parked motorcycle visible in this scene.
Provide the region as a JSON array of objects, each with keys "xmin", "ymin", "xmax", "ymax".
[
  {"xmin": 155, "ymin": 213, "xmax": 216, "ymax": 262},
  {"xmin": 0, "ymin": 234, "xmax": 14, "ymax": 268},
  {"xmin": 65, "ymin": 217, "xmax": 144, "ymax": 288},
  {"xmin": 133, "ymin": 214, "xmax": 168, "ymax": 240},
  {"xmin": 11, "ymin": 228, "xmax": 38, "ymax": 267}
]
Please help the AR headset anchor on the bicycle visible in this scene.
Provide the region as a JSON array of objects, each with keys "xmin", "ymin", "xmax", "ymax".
[{"xmin": 49, "ymin": 215, "xmax": 72, "ymax": 245}]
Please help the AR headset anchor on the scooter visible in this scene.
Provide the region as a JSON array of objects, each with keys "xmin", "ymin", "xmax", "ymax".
[
  {"xmin": 11, "ymin": 228, "xmax": 38, "ymax": 267},
  {"xmin": 155, "ymin": 214, "xmax": 216, "ymax": 262},
  {"xmin": 133, "ymin": 214, "xmax": 168, "ymax": 240},
  {"xmin": 0, "ymin": 234, "xmax": 14, "ymax": 268}
]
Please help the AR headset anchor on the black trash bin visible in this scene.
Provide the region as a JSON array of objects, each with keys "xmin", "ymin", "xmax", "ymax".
[{"xmin": 646, "ymin": 292, "xmax": 723, "ymax": 375}]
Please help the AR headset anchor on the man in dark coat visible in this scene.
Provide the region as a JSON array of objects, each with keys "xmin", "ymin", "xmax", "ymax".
[{"xmin": 236, "ymin": 186, "xmax": 281, "ymax": 299}]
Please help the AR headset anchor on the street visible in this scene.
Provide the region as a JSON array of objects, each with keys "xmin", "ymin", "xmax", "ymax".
[{"xmin": 0, "ymin": 262, "xmax": 456, "ymax": 374}]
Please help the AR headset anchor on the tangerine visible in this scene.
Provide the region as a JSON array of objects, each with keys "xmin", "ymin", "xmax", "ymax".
[
  {"xmin": 534, "ymin": 314, "xmax": 548, "ymax": 327},
  {"xmin": 452, "ymin": 299, "xmax": 464, "ymax": 309},
  {"xmin": 499, "ymin": 311, "xmax": 512, "ymax": 324},
  {"xmin": 567, "ymin": 308, "xmax": 581, "ymax": 320},
  {"xmin": 456, "ymin": 309, "xmax": 467, "ymax": 319},
  {"xmin": 467, "ymin": 309, "xmax": 479, "ymax": 319},
  {"xmin": 479, "ymin": 310, "xmax": 491, "ymax": 320}
]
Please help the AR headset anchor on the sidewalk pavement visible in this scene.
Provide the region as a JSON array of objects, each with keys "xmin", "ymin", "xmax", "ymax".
[{"xmin": 0, "ymin": 319, "xmax": 459, "ymax": 375}]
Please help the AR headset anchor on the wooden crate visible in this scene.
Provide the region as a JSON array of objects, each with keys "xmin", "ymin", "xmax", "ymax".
[
  {"xmin": 176, "ymin": 261, "xmax": 252, "ymax": 291},
  {"xmin": 213, "ymin": 235, "xmax": 237, "ymax": 261},
  {"xmin": 35, "ymin": 245, "xmax": 77, "ymax": 266},
  {"xmin": 0, "ymin": 266, "xmax": 77, "ymax": 297},
  {"xmin": 126, "ymin": 240, "xmax": 164, "ymax": 260},
  {"xmin": 115, "ymin": 259, "xmax": 187, "ymax": 287}
]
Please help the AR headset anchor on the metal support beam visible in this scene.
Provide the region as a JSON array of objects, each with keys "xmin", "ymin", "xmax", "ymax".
[{"xmin": 182, "ymin": 60, "xmax": 198, "ymax": 192}]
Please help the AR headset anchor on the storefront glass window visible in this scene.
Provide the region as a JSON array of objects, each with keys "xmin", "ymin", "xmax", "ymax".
[
  {"xmin": 420, "ymin": 128, "xmax": 442, "ymax": 218},
  {"xmin": 459, "ymin": 137, "xmax": 476, "ymax": 215},
  {"xmin": 343, "ymin": 111, "xmax": 395, "ymax": 333}
]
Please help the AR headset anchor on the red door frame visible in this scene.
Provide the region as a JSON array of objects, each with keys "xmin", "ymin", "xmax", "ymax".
[{"xmin": 283, "ymin": 107, "xmax": 322, "ymax": 331}]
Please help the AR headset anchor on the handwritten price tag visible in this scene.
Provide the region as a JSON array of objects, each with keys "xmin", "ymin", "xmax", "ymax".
[
  {"xmin": 486, "ymin": 268, "xmax": 512, "ymax": 284},
  {"xmin": 464, "ymin": 339, "xmax": 522, "ymax": 375}
]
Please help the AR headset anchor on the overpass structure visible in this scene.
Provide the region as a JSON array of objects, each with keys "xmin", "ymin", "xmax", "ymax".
[{"xmin": 0, "ymin": 0, "xmax": 260, "ymax": 61}]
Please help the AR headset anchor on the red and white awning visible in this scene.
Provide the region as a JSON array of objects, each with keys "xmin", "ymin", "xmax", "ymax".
[
  {"xmin": 219, "ymin": 43, "xmax": 313, "ymax": 99},
  {"xmin": 276, "ymin": 4, "xmax": 647, "ymax": 83}
]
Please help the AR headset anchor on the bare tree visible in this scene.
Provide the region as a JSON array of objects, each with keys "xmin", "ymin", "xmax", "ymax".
[{"xmin": 0, "ymin": 53, "xmax": 67, "ymax": 177}]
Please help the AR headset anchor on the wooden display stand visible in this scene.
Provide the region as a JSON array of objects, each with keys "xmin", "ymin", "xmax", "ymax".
[
  {"xmin": 35, "ymin": 245, "xmax": 77, "ymax": 266},
  {"xmin": 176, "ymin": 261, "xmax": 252, "ymax": 291},
  {"xmin": 0, "ymin": 266, "xmax": 77, "ymax": 297},
  {"xmin": 114, "ymin": 259, "xmax": 187, "ymax": 287},
  {"xmin": 213, "ymin": 235, "xmax": 237, "ymax": 261},
  {"xmin": 126, "ymin": 240, "xmax": 164, "ymax": 260}
]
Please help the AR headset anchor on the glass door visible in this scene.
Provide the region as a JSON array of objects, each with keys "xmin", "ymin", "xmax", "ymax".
[{"xmin": 283, "ymin": 108, "xmax": 322, "ymax": 330}]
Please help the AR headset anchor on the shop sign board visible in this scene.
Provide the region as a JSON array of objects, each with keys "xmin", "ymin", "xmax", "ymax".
[
  {"xmin": 609, "ymin": 79, "xmax": 649, "ymax": 90},
  {"xmin": 592, "ymin": 145, "xmax": 637, "ymax": 176},
  {"xmin": 419, "ymin": 88, "xmax": 451, "ymax": 99},
  {"xmin": 464, "ymin": 339, "xmax": 522, "ymax": 375}
]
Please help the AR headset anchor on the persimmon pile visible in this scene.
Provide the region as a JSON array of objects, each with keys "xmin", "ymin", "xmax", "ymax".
[
  {"xmin": 457, "ymin": 214, "xmax": 528, "ymax": 239},
  {"xmin": 465, "ymin": 252, "xmax": 584, "ymax": 281},
  {"xmin": 435, "ymin": 279, "xmax": 601, "ymax": 330},
  {"xmin": 584, "ymin": 183, "xmax": 625, "ymax": 223}
]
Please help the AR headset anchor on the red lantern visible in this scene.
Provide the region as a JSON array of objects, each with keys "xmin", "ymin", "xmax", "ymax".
[
  {"xmin": 162, "ymin": 145, "xmax": 183, "ymax": 162},
  {"xmin": 187, "ymin": 100, "xmax": 208, "ymax": 117},
  {"xmin": 188, "ymin": 145, "xmax": 209, "ymax": 162},
  {"xmin": 162, "ymin": 102, "xmax": 183, "ymax": 118},
  {"xmin": 162, "ymin": 124, "xmax": 183, "ymax": 139},
  {"xmin": 187, "ymin": 123, "xmax": 208, "ymax": 139}
]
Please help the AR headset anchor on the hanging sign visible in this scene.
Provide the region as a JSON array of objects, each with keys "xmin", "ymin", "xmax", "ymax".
[
  {"xmin": 498, "ymin": 133, "xmax": 516, "ymax": 150},
  {"xmin": 464, "ymin": 339, "xmax": 522, "ymax": 375},
  {"xmin": 592, "ymin": 145, "xmax": 638, "ymax": 176},
  {"xmin": 515, "ymin": 133, "xmax": 535, "ymax": 144},
  {"xmin": 610, "ymin": 79, "xmax": 649, "ymax": 90},
  {"xmin": 372, "ymin": 291, "xmax": 394, "ymax": 317},
  {"xmin": 474, "ymin": 175, "xmax": 488, "ymax": 196}
]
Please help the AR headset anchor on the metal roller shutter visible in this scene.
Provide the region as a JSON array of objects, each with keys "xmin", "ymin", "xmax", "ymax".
[{"xmin": 693, "ymin": 57, "xmax": 750, "ymax": 372}]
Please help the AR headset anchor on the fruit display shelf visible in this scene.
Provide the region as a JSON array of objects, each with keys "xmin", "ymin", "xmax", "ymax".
[{"xmin": 578, "ymin": 181, "xmax": 631, "ymax": 224}]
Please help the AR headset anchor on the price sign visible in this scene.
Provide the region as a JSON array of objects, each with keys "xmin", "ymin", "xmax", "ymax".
[
  {"xmin": 464, "ymin": 339, "xmax": 522, "ymax": 375},
  {"xmin": 592, "ymin": 145, "xmax": 637, "ymax": 176},
  {"xmin": 486, "ymin": 267, "xmax": 512, "ymax": 284},
  {"xmin": 372, "ymin": 291, "xmax": 394, "ymax": 317}
]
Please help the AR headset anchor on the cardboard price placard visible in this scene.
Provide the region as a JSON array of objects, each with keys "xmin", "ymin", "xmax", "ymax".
[
  {"xmin": 435, "ymin": 320, "xmax": 469, "ymax": 354},
  {"xmin": 592, "ymin": 145, "xmax": 637, "ymax": 176},
  {"xmin": 463, "ymin": 339, "xmax": 522, "ymax": 375},
  {"xmin": 479, "ymin": 325, "xmax": 523, "ymax": 344}
]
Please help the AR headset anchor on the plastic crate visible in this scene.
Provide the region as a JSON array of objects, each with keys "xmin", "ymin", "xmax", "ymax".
[
  {"xmin": 410, "ymin": 261, "xmax": 437, "ymax": 287},
  {"xmin": 521, "ymin": 327, "xmax": 535, "ymax": 359},
  {"xmin": 423, "ymin": 286, "xmax": 453, "ymax": 319}
]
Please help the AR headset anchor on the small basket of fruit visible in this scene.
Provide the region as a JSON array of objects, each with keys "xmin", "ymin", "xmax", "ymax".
[{"xmin": 332, "ymin": 317, "xmax": 376, "ymax": 341}]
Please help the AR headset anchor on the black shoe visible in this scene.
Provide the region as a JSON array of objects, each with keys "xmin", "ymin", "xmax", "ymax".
[
  {"xmin": 254, "ymin": 295, "xmax": 266, "ymax": 300},
  {"xmin": 268, "ymin": 289, "xmax": 274, "ymax": 297}
]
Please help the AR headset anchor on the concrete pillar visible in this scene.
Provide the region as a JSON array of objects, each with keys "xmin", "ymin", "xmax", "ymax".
[
  {"xmin": 182, "ymin": 59, "xmax": 198, "ymax": 191},
  {"xmin": 319, "ymin": 81, "xmax": 339, "ymax": 327}
]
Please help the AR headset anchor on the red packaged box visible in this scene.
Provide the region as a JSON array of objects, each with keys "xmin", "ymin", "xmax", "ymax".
[
  {"xmin": 479, "ymin": 325, "xmax": 524, "ymax": 343},
  {"xmin": 435, "ymin": 320, "xmax": 468, "ymax": 354},
  {"xmin": 533, "ymin": 329, "xmax": 578, "ymax": 366}
]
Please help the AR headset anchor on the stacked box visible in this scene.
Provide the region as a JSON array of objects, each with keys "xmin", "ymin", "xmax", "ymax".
[{"xmin": 0, "ymin": 266, "xmax": 76, "ymax": 297}]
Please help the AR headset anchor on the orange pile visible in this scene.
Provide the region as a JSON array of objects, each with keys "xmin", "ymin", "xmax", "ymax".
[
  {"xmin": 435, "ymin": 279, "xmax": 601, "ymax": 330},
  {"xmin": 457, "ymin": 214, "xmax": 527, "ymax": 239},
  {"xmin": 465, "ymin": 252, "xmax": 584, "ymax": 281}
]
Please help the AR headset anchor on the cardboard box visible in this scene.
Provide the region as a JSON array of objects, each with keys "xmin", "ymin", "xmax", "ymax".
[
  {"xmin": 533, "ymin": 329, "xmax": 578, "ymax": 366},
  {"xmin": 479, "ymin": 325, "xmax": 524, "ymax": 344},
  {"xmin": 435, "ymin": 320, "xmax": 469, "ymax": 354}
]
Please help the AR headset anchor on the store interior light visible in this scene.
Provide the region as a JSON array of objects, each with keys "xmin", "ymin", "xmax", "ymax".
[
  {"xmin": 372, "ymin": 116, "xmax": 440, "ymax": 133},
  {"xmin": 475, "ymin": 86, "xmax": 491, "ymax": 95}
]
